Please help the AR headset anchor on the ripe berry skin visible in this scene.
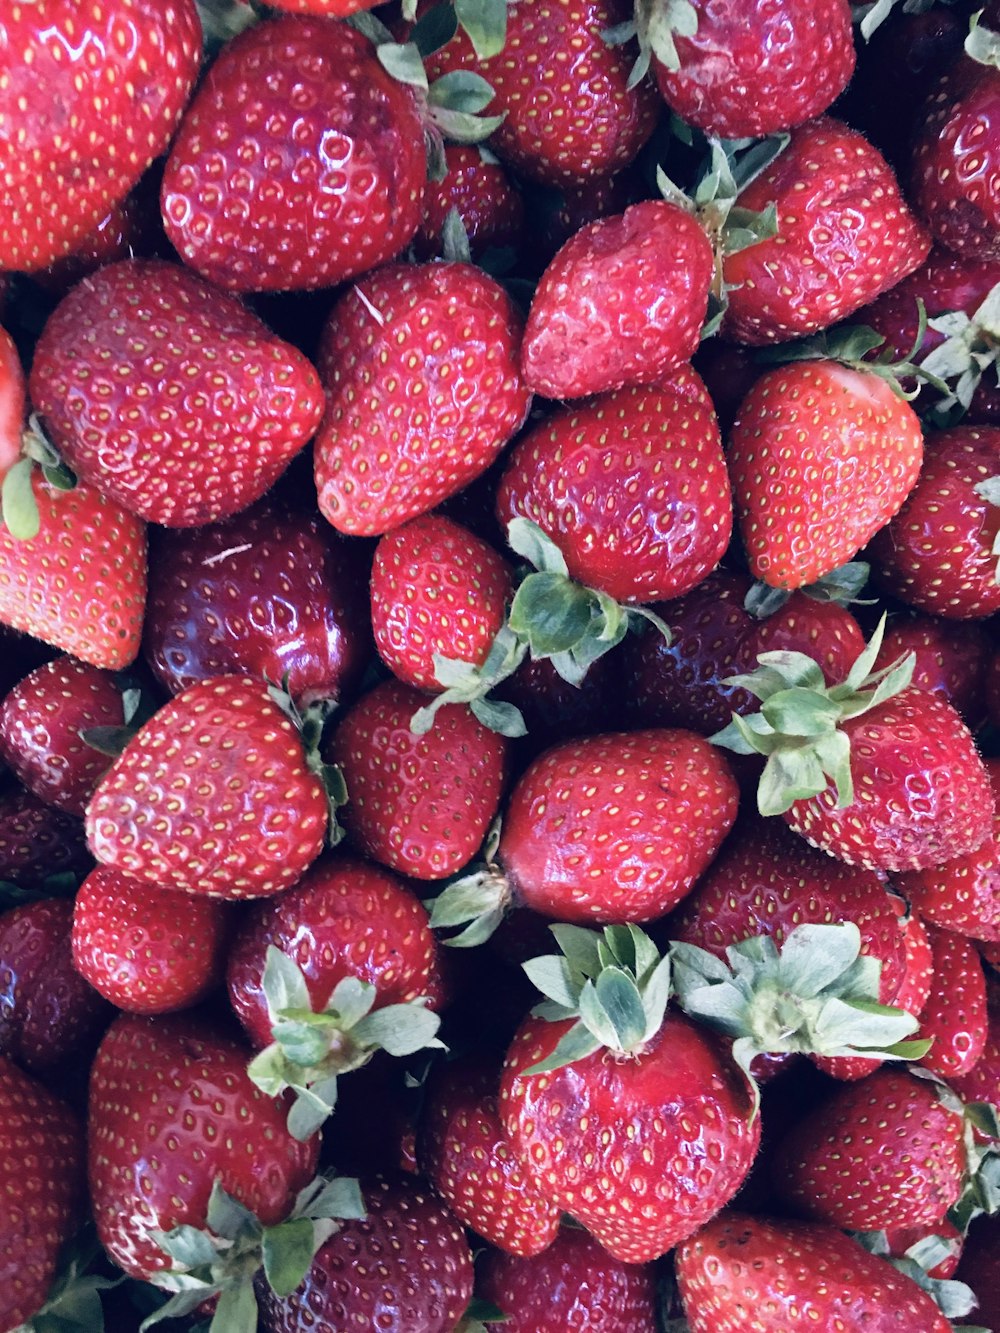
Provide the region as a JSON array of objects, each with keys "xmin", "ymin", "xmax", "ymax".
[
  {"xmin": 413, "ymin": 144, "xmax": 525, "ymax": 261},
  {"xmin": 917, "ymin": 925, "xmax": 988, "ymax": 1079},
  {"xmin": 161, "ymin": 18, "xmax": 426, "ymax": 292}
]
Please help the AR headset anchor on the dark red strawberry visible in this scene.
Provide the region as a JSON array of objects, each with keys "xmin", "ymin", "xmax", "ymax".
[
  {"xmin": 314, "ymin": 262, "xmax": 530, "ymax": 538},
  {"xmin": 86, "ymin": 676, "xmax": 330, "ymax": 900},
  {"xmin": 476, "ymin": 1224, "xmax": 658, "ymax": 1331},
  {"xmin": 527, "ymin": 168, "xmax": 646, "ymax": 272},
  {"xmin": 413, "ymin": 145, "xmax": 525, "ymax": 261},
  {"xmin": 869, "ymin": 426, "xmax": 1000, "ymax": 619},
  {"xmin": 917, "ymin": 925, "xmax": 988, "ymax": 1079},
  {"xmin": 72, "ymin": 866, "xmax": 232, "ymax": 1014},
  {"xmin": 723, "ymin": 118, "xmax": 930, "ymax": 344},
  {"xmin": 162, "ymin": 17, "xmax": 427, "ymax": 291},
  {"xmin": 0, "ymin": 783, "xmax": 91, "ymax": 888},
  {"xmin": 949, "ymin": 970, "xmax": 1000, "ymax": 1111},
  {"xmin": 141, "ymin": 497, "xmax": 371, "ymax": 708},
  {"xmin": 894, "ymin": 909, "xmax": 935, "ymax": 1022},
  {"xmin": 0, "ymin": 0, "xmax": 201, "ymax": 272},
  {"xmin": 873, "ymin": 613, "xmax": 991, "ymax": 730},
  {"xmin": 495, "ymin": 649, "xmax": 622, "ymax": 754}
]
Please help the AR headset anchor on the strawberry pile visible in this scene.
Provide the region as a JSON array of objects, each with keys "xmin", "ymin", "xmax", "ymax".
[{"xmin": 3, "ymin": 0, "xmax": 1000, "ymax": 1329}]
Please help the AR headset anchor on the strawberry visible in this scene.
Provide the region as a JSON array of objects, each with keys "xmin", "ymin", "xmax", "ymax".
[
  {"xmin": 141, "ymin": 496, "xmax": 371, "ymax": 708},
  {"xmin": 161, "ymin": 17, "xmax": 427, "ymax": 292},
  {"xmin": 894, "ymin": 909, "xmax": 935, "ymax": 1023},
  {"xmin": 0, "ymin": 471, "xmax": 146, "ymax": 670},
  {"xmin": 314, "ymin": 261, "xmax": 530, "ymax": 538},
  {"xmin": 0, "ymin": 0, "xmax": 201, "ymax": 272},
  {"xmin": 0, "ymin": 1055, "xmax": 84, "ymax": 1330},
  {"xmin": 494, "ymin": 648, "xmax": 622, "ymax": 754},
  {"xmin": 0, "ymin": 783, "xmax": 92, "ymax": 889},
  {"xmin": 917, "ymin": 925, "xmax": 988, "ymax": 1079},
  {"xmin": 873, "ymin": 613, "xmax": 992, "ymax": 730},
  {"xmin": 950, "ymin": 971, "xmax": 1000, "ymax": 1112},
  {"xmin": 413, "ymin": 144, "xmax": 525, "ymax": 261},
  {"xmin": 882, "ymin": 1217, "xmax": 964, "ymax": 1280},
  {"xmin": 728, "ymin": 357, "xmax": 924, "ymax": 591},
  {"xmin": 85, "ymin": 676, "xmax": 330, "ymax": 900},
  {"xmin": 0, "ymin": 324, "xmax": 25, "ymax": 479},
  {"xmin": 0, "ymin": 655, "xmax": 133, "ymax": 815},
  {"xmin": 476, "ymin": 1224, "xmax": 658, "ymax": 1331},
  {"xmin": 675, "ymin": 1211, "xmax": 952, "ymax": 1332},
  {"xmin": 326, "ymin": 679, "xmax": 507, "ymax": 882},
  {"xmin": 868, "ymin": 426, "xmax": 1000, "ymax": 619},
  {"xmin": 418, "ymin": 1052, "xmax": 561, "ymax": 1258},
  {"xmin": 722, "ymin": 118, "xmax": 930, "ymax": 344},
  {"xmin": 29, "ymin": 259, "xmax": 326, "ymax": 528},
  {"xmin": 71, "ymin": 865, "xmax": 232, "ymax": 1014}
]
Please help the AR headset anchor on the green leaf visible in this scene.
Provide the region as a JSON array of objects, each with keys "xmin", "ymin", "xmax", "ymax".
[
  {"xmin": 593, "ymin": 967, "xmax": 647, "ymax": 1051},
  {"xmin": 508, "ymin": 572, "xmax": 594, "ymax": 656},
  {"xmin": 376, "ymin": 40, "xmax": 429, "ymax": 90},
  {"xmin": 271, "ymin": 1019, "xmax": 331, "ymax": 1068},
  {"xmin": 301, "ymin": 1175, "xmax": 366, "ymax": 1222},
  {"xmin": 247, "ymin": 1043, "xmax": 290, "ymax": 1098},
  {"xmin": 757, "ymin": 745, "xmax": 827, "ymax": 816},
  {"xmin": 761, "ymin": 688, "xmax": 841, "ymax": 737},
  {"xmin": 410, "ymin": 1, "xmax": 458, "ymax": 57},
  {"xmin": 522, "ymin": 1019, "xmax": 603, "ymax": 1074},
  {"xmin": 351, "ymin": 1001, "xmax": 443, "ymax": 1056},
  {"xmin": 209, "ymin": 1281, "xmax": 258, "ymax": 1333},
  {"xmin": 262, "ymin": 947, "xmax": 311, "ymax": 1020},
  {"xmin": 428, "ymin": 69, "xmax": 496, "ymax": 114},
  {"xmin": 428, "ymin": 871, "xmax": 508, "ymax": 930},
  {"xmin": 287, "ymin": 1085, "xmax": 338, "ymax": 1142},
  {"xmin": 1, "ymin": 457, "xmax": 39, "ymax": 540},
  {"xmin": 325, "ymin": 974, "xmax": 377, "ymax": 1030},
  {"xmin": 454, "ymin": 0, "xmax": 507, "ymax": 58},
  {"xmin": 150, "ymin": 1225, "xmax": 219, "ymax": 1270},
  {"xmin": 439, "ymin": 207, "xmax": 473, "ymax": 266},
  {"xmin": 428, "ymin": 107, "xmax": 506, "ymax": 144},
  {"xmin": 522, "ymin": 955, "xmax": 581, "ymax": 1009},
  {"xmin": 261, "ymin": 1218, "xmax": 316, "ymax": 1299},
  {"xmin": 549, "ymin": 923, "xmax": 604, "ymax": 978},
  {"xmin": 578, "ymin": 978, "xmax": 625, "ymax": 1050},
  {"xmin": 470, "ymin": 696, "xmax": 528, "ymax": 737},
  {"xmin": 773, "ymin": 923, "xmax": 864, "ymax": 997},
  {"xmin": 205, "ymin": 1180, "xmax": 258, "ymax": 1241},
  {"xmin": 141, "ymin": 1288, "xmax": 214, "ymax": 1329},
  {"xmin": 506, "ymin": 516, "xmax": 568, "ymax": 575}
]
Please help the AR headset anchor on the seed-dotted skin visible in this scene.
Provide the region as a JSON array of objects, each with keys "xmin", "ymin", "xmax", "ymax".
[
  {"xmin": 0, "ymin": 473, "xmax": 146, "ymax": 670},
  {"xmin": 676, "ymin": 1211, "xmax": 952, "ymax": 1332},
  {"xmin": 655, "ymin": 0, "xmax": 855, "ymax": 138},
  {"xmin": 414, "ymin": 144, "xmax": 526, "ymax": 261},
  {"xmin": 499, "ymin": 728, "xmax": 739, "ymax": 923},
  {"xmin": 327, "ymin": 680, "xmax": 507, "ymax": 882},
  {"xmin": 917, "ymin": 925, "xmax": 988, "ymax": 1079},
  {"xmin": 950, "ymin": 983, "xmax": 1000, "ymax": 1109},
  {"xmin": 0, "ymin": 784, "xmax": 92, "ymax": 888},
  {"xmin": 500, "ymin": 1011, "xmax": 760, "ymax": 1263},
  {"xmin": 86, "ymin": 676, "xmax": 328, "ymax": 900},
  {"xmin": 873, "ymin": 614, "xmax": 991, "ymax": 729},
  {"xmin": 161, "ymin": 18, "xmax": 426, "ymax": 292},
  {"xmin": 258, "ymin": 1175, "xmax": 474, "ymax": 1333},
  {"xmin": 226, "ymin": 854, "xmax": 445, "ymax": 1050},
  {"xmin": 729, "ymin": 360, "xmax": 924, "ymax": 591},
  {"xmin": 370, "ymin": 515, "xmax": 514, "ymax": 693},
  {"xmin": 315, "ymin": 262, "xmax": 531, "ymax": 537},
  {"xmin": 30, "ymin": 260, "xmax": 326, "ymax": 528},
  {"xmin": 0, "ymin": 1055, "xmax": 83, "ymax": 1330},
  {"xmin": 88, "ymin": 1012, "xmax": 319, "ymax": 1280},
  {"xmin": 723, "ymin": 118, "xmax": 930, "ymax": 345},
  {"xmin": 496, "ymin": 375, "xmax": 732, "ymax": 604},
  {"xmin": 0, "ymin": 0, "xmax": 201, "ymax": 272}
]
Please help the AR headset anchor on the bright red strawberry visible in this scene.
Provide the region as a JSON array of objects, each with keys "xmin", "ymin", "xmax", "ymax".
[
  {"xmin": 418, "ymin": 1052, "xmax": 561, "ymax": 1257},
  {"xmin": 917, "ymin": 925, "xmax": 988, "ymax": 1079},
  {"xmin": 31, "ymin": 195, "xmax": 140, "ymax": 297},
  {"xmin": 520, "ymin": 200, "xmax": 713, "ymax": 400},
  {"xmin": 141, "ymin": 497, "xmax": 370, "ymax": 708},
  {"xmin": 773, "ymin": 1067, "xmax": 966, "ymax": 1232},
  {"xmin": 314, "ymin": 261, "xmax": 530, "ymax": 538},
  {"xmin": 72, "ymin": 866, "xmax": 232, "ymax": 1014},
  {"xmin": 0, "ymin": 0, "xmax": 201, "ymax": 272},
  {"xmin": 894, "ymin": 909, "xmax": 935, "ymax": 1021},
  {"xmin": 162, "ymin": 17, "xmax": 426, "ymax": 291},
  {"xmin": 29, "ymin": 259, "xmax": 326, "ymax": 527},
  {"xmin": 0, "ymin": 656, "xmax": 131, "ymax": 815},
  {"xmin": 0, "ymin": 325, "xmax": 25, "ymax": 479},
  {"xmin": 86, "ymin": 676, "xmax": 329, "ymax": 900},
  {"xmin": 496, "ymin": 374, "xmax": 732, "ymax": 605},
  {"xmin": 0, "ymin": 1056, "xmax": 84, "ymax": 1330},
  {"xmin": 0, "ymin": 472, "xmax": 146, "ymax": 669},
  {"xmin": 257, "ymin": 1174, "xmax": 474, "ymax": 1333},
  {"xmin": 413, "ymin": 144, "xmax": 525, "ymax": 262},
  {"xmin": 873, "ymin": 613, "xmax": 992, "ymax": 730},
  {"xmin": 675, "ymin": 1211, "xmax": 952, "ymax": 1332},
  {"xmin": 0, "ymin": 896, "xmax": 111, "ymax": 1075},
  {"xmin": 0, "ymin": 783, "xmax": 91, "ymax": 888},
  {"xmin": 327, "ymin": 680, "xmax": 506, "ymax": 881},
  {"xmin": 729, "ymin": 360, "xmax": 924, "ymax": 590},
  {"xmin": 950, "ymin": 971, "xmax": 1000, "ymax": 1110},
  {"xmin": 476, "ymin": 1225, "xmax": 658, "ymax": 1331},
  {"xmin": 723, "ymin": 118, "xmax": 930, "ymax": 344},
  {"xmin": 869, "ymin": 426, "xmax": 1000, "ymax": 619},
  {"xmin": 423, "ymin": 0, "xmax": 658, "ymax": 187}
]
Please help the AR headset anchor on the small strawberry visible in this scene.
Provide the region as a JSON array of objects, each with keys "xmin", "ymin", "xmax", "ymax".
[
  {"xmin": 71, "ymin": 866, "xmax": 232, "ymax": 1015},
  {"xmin": 0, "ymin": 0, "xmax": 201, "ymax": 272},
  {"xmin": 314, "ymin": 261, "xmax": 530, "ymax": 538},
  {"xmin": 413, "ymin": 145, "xmax": 525, "ymax": 261},
  {"xmin": 917, "ymin": 925, "xmax": 988, "ymax": 1079}
]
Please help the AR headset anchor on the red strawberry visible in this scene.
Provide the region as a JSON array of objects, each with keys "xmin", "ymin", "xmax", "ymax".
[
  {"xmin": 675, "ymin": 1211, "xmax": 952, "ymax": 1332},
  {"xmin": 0, "ymin": 1056, "xmax": 84, "ymax": 1330},
  {"xmin": 495, "ymin": 648, "xmax": 622, "ymax": 754},
  {"xmin": 496, "ymin": 373, "xmax": 732, "ymax": 605},
  {"xmin": 723, "ymin": 118, "xmax": 930, "ymax": 345},
  {"xmin": 0, "ymin": 655, "xmax": 131, "ymax": 815},
  {"xmin": 413, "ymin": 145, "xmax": 525, "ymax": 262},
  {"xmin": 873, "ymin": 613, "xmax": 992, "ymax": 730},
  {"xmin": 868, "ymin": 426, "xmax": 1000, "ymax": 619},
  {"xmin": 648, "ymin": 0, "xmax": 855, "ymax": 140},
  {"xmin": 949, "ymin": 972, "xmax": 1000, "ymax": 1111},
  {"xmin": 894, "ymin": 909, "xmax": 935, "ymax": 1021},
  {"xmin": 917, "ymin": 925, "xmax": 988, "ymax": 1079},
  {"xmin": 141, "ymin": 497, "xmax": 371, "ymax": 708},
  {"xmin": 314, "ymin": 261, "xmax": 530, "ymax": 538},
  {"xmin": 0, "ymin": 783, "xmax": 92, "ymax": 888},
  {"xmin": 29, "ymin": 259, "xmax": 326, "ymax": 528},
  {"xmin": 418, "ymin": 1052, "xmax": 561, "ymax": 1257},
  {"xmin": 773, "ymin": 1067, "xmax": 966, "ymax": 1232},
  {"xmin": 72, "ymin": 865, "xmax": 232, "ymax": 1014},
  {"xmin": 0, "ymin": 472, "xmax": 146, "ymax": 669},
  {"xmin": 326, "ymin": 680, "xmax": 507, "ymax": 882},
  {"xmin": 31, "ymin": 195, "xmax": 141, "ymax": 297},
  {"xmin": 0, "ymin": 0, "xmax": 201, "ymax": 272},
  {"xmin": 161, "ymin": 17, "xmax": 427, "ymax": 292},
  {"xmin": 86, "ymin": 676, "xmax": 329, "ymax": 900},
  {"xmin": 476, "ymin": 1224, "xmax": 658, "ymax": 1330},
  {"xmin": 728, "ymin": 359, "xmax": 924, "ymax": 591},
  {"xmin": 883, "ymin": 1217, "xmax": 964, "ymax": 1280},
  {"xmin": 0, "ymin": 324, "xmax": 25, "ymax": 479}
]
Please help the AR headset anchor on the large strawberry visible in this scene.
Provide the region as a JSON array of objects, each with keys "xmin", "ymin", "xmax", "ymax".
[{"xmin": 0, "ymin": 0, "xmax": 201, "ymax": 272}]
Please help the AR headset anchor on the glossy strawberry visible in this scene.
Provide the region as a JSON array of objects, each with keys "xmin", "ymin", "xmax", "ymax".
[
  {"xmin": 0, "ymin": 784, "xmax": 91, "ymax": 888},
  {"xmin": 315, "ymin": 262, "xmax": 530, "ymax": 538},
  {"xmin": 413, "ymin": 144, "xmax": 525, "ymax": 261},
  {"xmin": 723, "ymin": 118, "xmax": 930, "ymax": 344},
  {"xmin": 162, "ymin": 17, "xmax": 426, "ymax": 291},
  {"xmin": 86, "ymin": 676, "xmax": 329, "ymax": 900},
  {"xmin": 0, "ymin": 325, "xmax": 25, "ymax": 479},
  {"xmin": 0, "ymin": 0, "xmax": 201, "ymax": 272},
  {"xmin": 917, "ymin": 925, "xmax": 988, "ymax": 1079},
  {"xmin": 894, "ymin": 909, "xmax": 935, "ymax": 1022},
  {"xmin": 873, "ymin": 614, "xmax": 991, "ymax": 730}
]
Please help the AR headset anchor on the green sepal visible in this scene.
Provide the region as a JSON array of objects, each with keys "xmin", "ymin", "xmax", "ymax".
[
  {"xmin": 409, "ymin": 1, "xmax": 458, "ymax": 57},
  {"xmin": 428, "ymin": 70, "xmax": 496, "ymax": 114},
  {"xmin": 1, "ymin": 456, "xmax": 39, "ymax": 540},
  {"xmin": 14, "ymin": 1231, "xmax": 121, "ymax": 1333},
  {"xmin": 923, "ymin": 281, "xmax": 1000, "ymax": 425},
  {"xmin": 266, "ymin": 688, "xmax": 348, "ymax": 846},
  {"xmin": 427, "ymin": 863, "xmax": 511, "ymax": 947},
  {"xmin": 454, "ymin": 0, "xmax": 508, "ymax": 59},
  {"xmin": 966, "ymin": 9, "xmax": 1000, "ymax": 68},
  {"xmin": 427, "ymin": 104, "xmax": 506, "ymax": 145},
  {"xmin": 633, "ymin": 0, "xmax": 697, "ymax": 73},
  {"xmin": 743, "ymin": 561, "xmax": 872, "ymax": 619},
  {"xmin": 193, "ymin": 0, "xmax": 260, "ymax": 57},
  {"xmin": 376, "ymin": 40, "xmax": 429, "ymax": 90},
  {"xmin": 260, "ymin": 1218, "xmax": 316, "ymax": 1300},
  {"xmin": 410, "ymin": 625, "xmax": 528, "ymax": 738}
]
